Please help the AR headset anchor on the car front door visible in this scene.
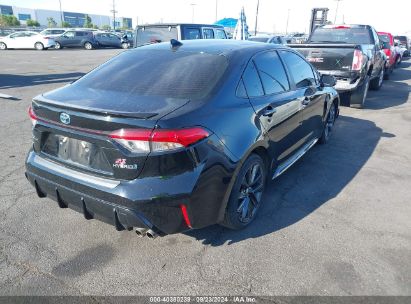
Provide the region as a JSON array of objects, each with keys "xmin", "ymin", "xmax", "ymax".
[
  {"xmin": 60, "ymin": 31, "xmax": 75, "ymax": 47},
  {"xmin": 8, "ymin": 32, "xmax": 26, "ymax": 48},
  {"xmin": 242, "ymin": 50, "xmax": 305, "ymax": 164},
  {"xmin": 279, "ymin": 50, "xmax": 326, "ymax": 143}
]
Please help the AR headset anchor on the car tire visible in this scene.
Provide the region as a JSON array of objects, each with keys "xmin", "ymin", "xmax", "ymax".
[
  {"xmin": 121, "ymin": 42, "xmax": 129, "ymax": 49},
  {"xmin": 319, "ymin": 102, "xmax": 337, "ymax": 145},
  {"xmin": 35, "ymin": 42, "xmax": 44, "ymax": 50},
  {"xmin": 55, "ymin": 42, "xmax": 62, "ymax": 50},
  {"xmin": 221, "ymin": 154, "xmax": 266, "ymax": 230},
  {"xmin": 350, "ymin": 76, "xmax": 370, "ymax": 109},
  {"xmin": 0, "ymin": 42, "xmax": 7, "ymax": 50},
  {"xmin": 84, "ymin": 42, "xmax": 93, "ymax": 50},
  {"xmin": 369, "ymin": 68, "xmax": 384, "ymax": 91}
]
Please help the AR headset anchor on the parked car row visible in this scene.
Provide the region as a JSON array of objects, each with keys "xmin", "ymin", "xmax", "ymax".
[{"xmin": 0, "ymin": 29, "xmax": 134, "ymax": 50}]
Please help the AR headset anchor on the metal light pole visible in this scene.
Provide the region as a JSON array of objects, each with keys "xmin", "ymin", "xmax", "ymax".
[
  {"xmin": 110, "ymin": 0, "xmax": 118, "ymax": 31},
  {"xmin": 254, "ymin": 0, "xmax": 259, "ymax": 36},
  {"xmin": 285, "ymin": 9, "xmax": 290, "ymax": 35},
  {"xmin": 58, "ymin": 0, "xmax": 63, "ymax": 26},
  {"xmin": 215, "ymin": 0, "xmax": 218, "ymax": 22},
  {"xmin": 190, "ymin": 3, "xmax": 196, "ymax": 23},
  {"xmin": 334, "ymin": 0, "xmax": 343, "ymax": 24}
]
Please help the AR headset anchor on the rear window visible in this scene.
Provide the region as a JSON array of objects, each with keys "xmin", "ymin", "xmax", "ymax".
[
  {"xmin": 136, "ymin": 26, "xmax": 178, "ymax": 47},
  {"xmin": 72, "ymin": 49, "xmax": 229, "ymax": 99},
  {"xmin": 310, "ymin": 27, "xmax": 372, "ymax": 44}
]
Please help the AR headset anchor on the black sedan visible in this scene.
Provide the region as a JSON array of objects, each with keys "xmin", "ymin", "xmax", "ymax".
[{"xmin": 25, "ymin": 40, "xmax": 339, "ymax": 238}]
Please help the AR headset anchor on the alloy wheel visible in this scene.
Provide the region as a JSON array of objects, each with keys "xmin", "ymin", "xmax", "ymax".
[
  {"xmin": 237, "ymin": 163, "xmax": 264, "ymax": 223},
  {"xmin": 324, "ymin": 104, "xmax": 336, "ymax": 140}
]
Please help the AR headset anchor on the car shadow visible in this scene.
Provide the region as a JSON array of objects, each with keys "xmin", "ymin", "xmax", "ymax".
[
  {"xmin": 186, "ymin": 115, "xmax": 388, "ymax": 246},
  {"xmin": 0, "ymin": 72, "xmax": 85, "ymax": 89},
  {"xmin": 365, "ymin": 76, "xmax": 410, "ymax": 110}
]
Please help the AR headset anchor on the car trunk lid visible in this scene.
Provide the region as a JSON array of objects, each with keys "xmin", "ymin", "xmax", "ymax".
[{"xmin": 31, "ymin": 91, "xmax": 189, "ymax": 180}]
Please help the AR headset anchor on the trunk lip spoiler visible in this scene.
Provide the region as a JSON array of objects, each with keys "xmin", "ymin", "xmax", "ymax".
[{"xmin": 33, "ymin": 95, "xmax": 161, "ymax": 119}]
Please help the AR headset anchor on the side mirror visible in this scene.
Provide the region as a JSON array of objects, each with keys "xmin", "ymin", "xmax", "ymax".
[
  {"xmin": 394, "ymin": 43, "xmax": 398, "ymax": 47},
  {"xmin": 320, "ymin": 74, "xmax": 336, "ymax": 87}
]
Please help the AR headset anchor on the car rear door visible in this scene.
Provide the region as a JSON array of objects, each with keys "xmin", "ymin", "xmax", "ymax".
[
  {"xmin": 203, "ymin": 28, "xmax": 214, "ymax": 39},
  {"xmin": 279, "ymin": 50, "xmax": 325, "ymax": 143},
  {"xmin": 109, "ymin": 33, "xmax": 121, "ymax": 47},
  {"xmin": 242, "ymin": 50, "xmax": 305, "ymax": 163}
]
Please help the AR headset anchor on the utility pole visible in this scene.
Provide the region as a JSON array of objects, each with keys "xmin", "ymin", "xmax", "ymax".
[
  {"xmin": 190, "ymin": 3, "xmax": 196, "ymax": 23},
  {"xmin": 334, "ymin": 0, "xmax": 343, "ymax": 24},
  {"xmin": 286, "ymin": 9, "xmax": 290, "ymax": 35},
  {"xmin": 254, "ymin": 0, "xmax": 259, "ymax": 36},
  {"xmin": 58, "ymin": 0, "xmax": 63, "ymax": 26},
  {"xmin": 110, "ymin": 0, "xmax": 118, "ymax": 31},
  {"xmin": 215, "ymin": 0, "xmax": 218, "ymax": 22}
]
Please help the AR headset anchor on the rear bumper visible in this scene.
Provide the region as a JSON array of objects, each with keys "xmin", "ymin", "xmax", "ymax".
[
  {"xmin": 26, "ymin": 151, "xmax": 200, "ymax": 235},
  {"xmin": 318, "ymin": 70, "xmax": 364, "ymax": 93},
  {"xmin": 25, "ymin": 145, "xmax": 235, "ymax": 235}
]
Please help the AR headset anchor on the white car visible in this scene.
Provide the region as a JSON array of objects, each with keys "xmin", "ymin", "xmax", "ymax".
[
  {"xmin": 394, "ymin": 39, "xmax": 406, "ymax": 65},
  {"xmin": 0, "ymin": 31, "xmax": 55, "ymax": 50}
]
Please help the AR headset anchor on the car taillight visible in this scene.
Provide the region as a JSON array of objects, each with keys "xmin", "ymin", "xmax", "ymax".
[
  {"xmin": 352, "ymin": 49, "xmax": 364, "ymax": 71},
  {"xmin": 28, "ymin": 106, "xmax": 37, "ymax": 126},
  {"xmin": 385, "ymin": 49, "xmax": 391, "ymax": 57},
  {"xmin": 333, "ymin": 25, "xmax": 350, "ymax": 29},
  {"xmin": 109, "ymin": 127, "xmax": 210, "ymax": 153}
]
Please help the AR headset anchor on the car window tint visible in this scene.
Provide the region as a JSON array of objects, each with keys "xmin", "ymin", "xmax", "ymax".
[
  {"xmin": 203, "ymin": 29, "xmax": 214, "ymax": 39},
  {"xmin": 254, "ymin": 51, "xmax": 290, "ymax": 94},
  {"xmin": 65, "ymin": 32, "xmax": 75, "ymax": 37},
  {"xmin": 279, "ymin": 50, "xmax": 316, "ymax": 88},
  {"xmin": 242, "ymin": 61, "xmax": 264, "ymax": 97},
  {"xmin": 215, "ymin": 29, "xmax": 226, "ymax": 39},
  {"xmin": 184, "ymin": 28, "xmax": 201, "ymax": 40},
  {"xmin": 136, "ymin": 26, "xmax": 178, "ymax": 47},
  {"xmin": 236, "ymin": 79, "xmax": 248, "ymax": 98},
  {"xmin": 73, "ymin": 49, "xmax": 229, "ymax": 100}
]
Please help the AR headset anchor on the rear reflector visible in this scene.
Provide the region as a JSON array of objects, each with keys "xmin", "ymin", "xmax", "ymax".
[
  {"xmin": 109, "ymin": 127, "xmax": 210, "ymax": 153},
  {"xmin": 180, "ymin": 204, "xmax": 192, "ymax": 228},
  {"xmin": 352, "ymin": 49, "xmax": 364, "ymax": 71}
]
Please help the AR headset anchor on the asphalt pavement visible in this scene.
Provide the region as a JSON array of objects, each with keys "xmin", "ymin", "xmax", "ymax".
[{"xmin": 0, "ymin": 49, "xmax": 410, "ymax": 297}]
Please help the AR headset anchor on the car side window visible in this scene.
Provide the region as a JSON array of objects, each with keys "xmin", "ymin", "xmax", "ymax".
[
  {"xmin": 65, "ymin": 32, "xmax": 75, "ymax": 38},
  {"xmin": 184, "ymin": 28, "xmax": 201, "ymax": 40},
  {"xmin": 241, "ymin": 61, "xmax": 264, "ymax": 97},
  {"xmin": 10, "ymin": 32, "xmax": 25, "ymax": 38},
  {"xmin": 203, "ymin": 29, "xmax": 214, "ymax": 39},
  {"xmin": 253, "ymin": 51, "xmax": 290, "ymax": 95},
  {"xmin": 279, "ymin": 50, "xmax": 316, "ymax": 89},
  {"xmin": 215, "ymin": 29, "xmax": 227, "ymax": 39}
]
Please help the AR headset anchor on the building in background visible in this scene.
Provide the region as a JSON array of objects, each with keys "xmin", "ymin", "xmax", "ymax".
[{"xmin": 0, "ymin": 4, "xmax": 132, "ymax": 29}]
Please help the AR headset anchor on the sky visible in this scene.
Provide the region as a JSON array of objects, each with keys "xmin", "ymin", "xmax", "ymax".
[{"xmin": 2, "ymin": 0, "xmax": 410, "ymax": 35}]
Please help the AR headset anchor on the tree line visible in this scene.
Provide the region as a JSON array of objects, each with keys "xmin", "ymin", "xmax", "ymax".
[{"xmin": 0, "ymin": 14, "xmax": 117, "ymax": 30}]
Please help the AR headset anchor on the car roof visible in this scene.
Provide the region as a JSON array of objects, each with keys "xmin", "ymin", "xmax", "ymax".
[
  {"xmin": 134, "ymin": 39, "xmax": 290, "ymax": 57},
  {"xmin": 321, "ymin": 24, "xmax": 371, "ymax": 29},
  {"xmin": 137, "ymin": 23, "xmax": 224, "ymax": 28}
]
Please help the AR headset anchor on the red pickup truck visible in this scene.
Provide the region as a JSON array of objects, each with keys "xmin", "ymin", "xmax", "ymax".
[{"xmin": 378, "ymin": 31, "xmax": 398, "ymax": 79}]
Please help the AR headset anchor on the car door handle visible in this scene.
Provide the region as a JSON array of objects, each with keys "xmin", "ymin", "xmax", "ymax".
[{"xmin": 262, "ymin": 107, "xmax": 277, "ymax": 117}]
